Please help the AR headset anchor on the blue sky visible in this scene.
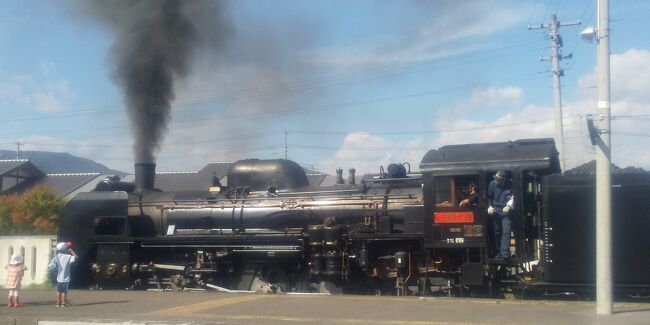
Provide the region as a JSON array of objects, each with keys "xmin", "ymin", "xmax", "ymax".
[{"xmin": 1, "ymin": 0, "xmax": 649, "ymax": 174}]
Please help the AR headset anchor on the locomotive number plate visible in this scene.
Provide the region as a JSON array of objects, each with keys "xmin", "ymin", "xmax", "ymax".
[{"xmin": 434, "ymin": 211, "xmax": 474, "ymax": 224}]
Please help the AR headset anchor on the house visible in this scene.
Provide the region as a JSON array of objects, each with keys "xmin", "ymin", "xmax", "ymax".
[
  {"xmin": 0, "ymin": 159, "xmax": 45, "ymax": 195},
  {"xmin": 0, "ymin": 158, "xmax": 356, "ymax": 198}
]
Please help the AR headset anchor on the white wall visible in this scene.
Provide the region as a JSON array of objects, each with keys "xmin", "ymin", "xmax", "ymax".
[{"xmin": 0, "ymin": 235, "xmax": 57, "ymax": 286}]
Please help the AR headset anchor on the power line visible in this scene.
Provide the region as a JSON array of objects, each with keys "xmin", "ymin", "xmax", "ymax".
[
  {"xmin": 16, "ymin": 132, "xmax": 282, "ymax": 149},
  {"xmin": 289, "ymin": 144, "xmax": 431, "ymax": 151},
  {"xmin": 13, "ymin": 112, "xmax": 644, "ymax": 153},
  {"xmin": 0, "ymin": 39, "xmax": 544, "ymax": 125},
  {"xmin": 527, "ymin": 0, "xmax": 540, "ymax": 26},
  {"xmin": 565, "ymin": 0, "xmax": 596, "ymax": 72},
  {"xmin": 0, "ymin": 72, "xmax": 546, "ymax": 140},
  {"xmin": 541, "ymin": 0, "xmax": 555, "ymax": 22},
  {"xmin": 48, "ymin": 145, "xmax": 283, "ymax": 163},
  {"xmin": 12, "ymin": 115, "xmax": 570, "ymax": 152},
  {"xmin": 162, "ymin": 41, "xmax": 543, "ymax": 104},
  {"xmin": 289, "ymin": 116, "xmax": 579, "ymax": 136}
]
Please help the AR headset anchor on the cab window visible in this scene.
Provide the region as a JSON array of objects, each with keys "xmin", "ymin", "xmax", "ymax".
[
  {"xmin": 94, "ymin": 216, "xmax": 126, "ymax": 235},
  {"xmin": 434, "ymin": 176, "xmax": 455, "ymax": 207},
  {"xmin": 433, "ymin": 176, "xmax": 480, "ymax": 208}
]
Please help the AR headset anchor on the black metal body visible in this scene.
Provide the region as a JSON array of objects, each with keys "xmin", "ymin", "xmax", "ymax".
[
  {"xmin": 542, "ymin": 173, "xmax": 650, "ymax": 284},
  {"xmin": 57, "ymin": 140, "xmax": 650, "ymax": 296}
]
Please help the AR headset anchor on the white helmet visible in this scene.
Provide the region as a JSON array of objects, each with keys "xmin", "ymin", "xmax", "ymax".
[
  {"xmin": 56, "ymin": 242, "xmax": 69, "ymax": 252},
  {"xmin": 9, "ymin": 254, "xmax": 23, "ymax": 265}
]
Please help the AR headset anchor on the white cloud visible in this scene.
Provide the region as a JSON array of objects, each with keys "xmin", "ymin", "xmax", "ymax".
[
  {"xmin": 0, "ymin": 60, "xmax": 73, "ymax": 113},
  {"xmin": 303, "ymin": 45, "xmax": 483, "ymax": 69},
  {"xmin": 303, "ymin": 1, "xmax": 525, "ymax": 68},
  {"xmin": 609, "ymin": 49, "xmax": 650, "ymax": 102},
  {"xmin": 33, "ymin": 92, "xmax": 66, "ymax": 113},
  {"xmin": 417, "ymin": 4, "xmax": 524, "ymax": 46},
  {"xmin": 433, "ymin": 104, "xmax": 555, "ymax": 149},
  {"xmin": 428, "ymin": 49, "xmax": 650, "ymax": 170},
  {"xmin": 578, "ymin": 48, "xmax": 650, "ymax": 104},
  {"xmin": 570, "ymin": 49, "xmax": 650, "ymax": 168},
  {"xmin": 446, "ymin": 86, "xmax": 523, "ymax": 114},
  {"xmin": 0, "ymin": 74, "xmax": 33, "ymax": 108},
  {"xmin": 317, "ymin": 132, "xmax": 427, "ymax": 175},
  {"xmin": 316, "ymin": 47, "xmax": 650, "ymax": 174}
]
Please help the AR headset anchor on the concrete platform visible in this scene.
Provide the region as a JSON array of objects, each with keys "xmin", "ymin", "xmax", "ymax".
[{"xmin": 1, "ymin": 289, "xmax": 649, "ymax": 325}]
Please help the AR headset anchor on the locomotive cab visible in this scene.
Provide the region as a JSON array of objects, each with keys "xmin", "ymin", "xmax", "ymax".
[{"xmin": 420, "ymin": 139, "xmax": 560, "ymax": 288}]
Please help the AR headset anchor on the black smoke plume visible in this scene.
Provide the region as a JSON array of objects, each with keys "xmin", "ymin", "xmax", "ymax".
[{"xmin": 76, "ymin": 0, "xmax": 228, "ymax": 163}]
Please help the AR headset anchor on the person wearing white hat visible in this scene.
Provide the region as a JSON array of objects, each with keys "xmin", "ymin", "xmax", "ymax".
[
  {"xmin": 5, "ymin": 254, "xmax": 27, "ymax": 308},
  {"xmin": 48, "ymin": 242, "xmax": 77, "ymax": 307}
]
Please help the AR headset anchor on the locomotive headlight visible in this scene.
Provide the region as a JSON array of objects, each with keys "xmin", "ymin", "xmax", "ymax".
[
  {"xmin": 122, "ymin": 265, "xmax": 128, "ymax": 273},
  {"xmin": 91, "ymin": 263, "xmax": 101, "ymax": 273},
  {"xmin": 106, "ymin": 263, "xmax": 117, "ymax": 276}
]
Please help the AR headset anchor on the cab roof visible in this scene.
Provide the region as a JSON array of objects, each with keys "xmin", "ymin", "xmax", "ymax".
[{"xmin": 419, "ymin": 138, "xmax": 560, "ymax": 175}]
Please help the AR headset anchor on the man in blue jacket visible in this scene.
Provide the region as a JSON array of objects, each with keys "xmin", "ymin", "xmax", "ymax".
[{"xmin": 487, "ymin": 171, "xmax": 514, "ymax": 258}]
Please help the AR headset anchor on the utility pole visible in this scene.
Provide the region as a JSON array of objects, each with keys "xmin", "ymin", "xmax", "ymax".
[
  {"xmin": 284, "ymin": 130, "xmax": 288, "ymax": 160},
  {"xmin": 595, "ymin": 0, "xmax": 612, "ymax": 315},
  {"xmin": 528, "ymin": 15, "xmax": 580, "ymax": 170},
  {"xmin": 14, "ymin": 141, "xmax": 23, "ymax": 159},
  {"xmin": 580, "ymin": 0, "xmax": 612, "ymax": 314}
]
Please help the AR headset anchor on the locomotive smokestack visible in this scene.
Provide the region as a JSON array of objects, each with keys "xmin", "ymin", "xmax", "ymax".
[{"xmin": 135, "ymin": 163, "xmax": 156, "ymax": 192}]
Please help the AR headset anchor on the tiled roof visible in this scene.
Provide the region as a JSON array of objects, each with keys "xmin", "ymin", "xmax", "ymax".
[
  {"xmin": 121, "ymin": 162, "xmax": 234, "ymax": 192},
  {"xmin": 0, "ymin": 159, "xmax": 47, "ymax": 195},
  {"xmin": 42, "ymin": 173, "xmax": 102, "ymax": 197},
  {"xmin": 0, "ymin": 159, "xmax": 31, "ymax": 176},
  {"xmin": 159, "ymin": 172, "xmax": 215, "ymax": 192},
  {"xmin": 120, "ymin": 162, "xmax": 335, "ymax": 192},
  {"xmin": 67, "ymin": 174, "xmax": 115, "ymax": 197},
  {"xmin": 198, "ymin": 162, "xmax": 233, "ymax": 177},
  {"xmin": 3, "ymin": 177, "xmax": 41, "ymax": 195}
]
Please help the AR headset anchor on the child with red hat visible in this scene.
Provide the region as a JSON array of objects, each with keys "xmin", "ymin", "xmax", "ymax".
[{"xmin": 48, "ymin": 242, "xmax": 77, "ymax": 307}]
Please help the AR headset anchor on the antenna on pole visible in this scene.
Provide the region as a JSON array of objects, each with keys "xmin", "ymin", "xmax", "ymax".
[
  {"xmin": 528, "ymin": 15, "xmax": 581, "ymax": 171},
  {"xmin": 14, "ymin": 141, "xmax": 23, "ymax": 159}
]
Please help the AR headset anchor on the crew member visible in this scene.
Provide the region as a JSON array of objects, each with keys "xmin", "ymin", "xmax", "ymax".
[
  {"xmin": 487, "ymin": 171, "xmax": 513, "ymax": 258},
  {"xmin": 459, "ymin": 183, "xmax": 479, "ymax": 207}
]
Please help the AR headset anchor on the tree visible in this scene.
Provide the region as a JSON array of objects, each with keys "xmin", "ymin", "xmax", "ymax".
[
  {"xmin": 0, "ymin": 195, "xmax": 19, "ymax": 235},
  {"xmin": 0, "ymin": 185, "xmax": 65, "ymax": 234}
]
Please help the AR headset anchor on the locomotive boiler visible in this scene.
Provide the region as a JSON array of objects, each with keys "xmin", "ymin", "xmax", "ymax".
[{"xmin": 58, "ymin": 138, "xmax": 650, "ymax": 297}]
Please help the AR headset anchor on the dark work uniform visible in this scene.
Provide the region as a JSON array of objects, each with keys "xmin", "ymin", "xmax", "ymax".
[
  {"xmin": 466, "ymin": 193, "xmax": 479, "ymax": 206},
  {"xmin": 487, "ymin": 178, "xmax": 513, "ymax": 258}
]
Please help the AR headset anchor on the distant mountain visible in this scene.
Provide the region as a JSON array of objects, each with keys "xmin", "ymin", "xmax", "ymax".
[{"xmin": 0, "ymin": 150, "xmax": 126, "ymax": 176}]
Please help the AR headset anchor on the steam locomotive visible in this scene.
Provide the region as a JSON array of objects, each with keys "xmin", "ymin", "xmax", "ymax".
[{"xmin": 58, "ymin": 138, "xmax": 650, "ymax": 297}]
